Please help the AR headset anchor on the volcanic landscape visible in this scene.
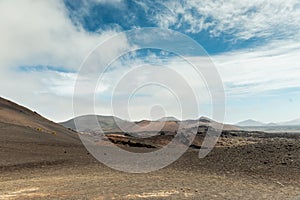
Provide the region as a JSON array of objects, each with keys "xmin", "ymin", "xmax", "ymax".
[{"xmin": 0, "ymin": 97, "xmax": 300, "ymax": 199}]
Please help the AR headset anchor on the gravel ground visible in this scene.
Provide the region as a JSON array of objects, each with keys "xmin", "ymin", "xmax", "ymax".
[{"xmin": 0, "ymin": 136, "xmax": 300, "ymax": 200}]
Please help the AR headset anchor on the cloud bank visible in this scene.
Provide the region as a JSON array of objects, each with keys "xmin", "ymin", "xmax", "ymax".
[{"xmin": 0, "ymin": 0, "xmax": 299, "ymax": 123}]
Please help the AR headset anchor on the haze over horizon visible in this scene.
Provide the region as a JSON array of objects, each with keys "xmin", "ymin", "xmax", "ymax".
[{"xmin": 1, "ymin": 1, "xmax": 300, "ymax": 124}]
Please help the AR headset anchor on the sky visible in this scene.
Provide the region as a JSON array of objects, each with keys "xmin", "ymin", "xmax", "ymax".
[{"xmin": 0, "ymin": 0, "xmax": 300, "ymax": 124}]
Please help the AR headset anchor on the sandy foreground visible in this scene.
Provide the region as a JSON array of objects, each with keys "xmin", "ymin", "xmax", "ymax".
[{"xmin": 0, "ymin": 136, "xmax": 300, "ymax": 200}]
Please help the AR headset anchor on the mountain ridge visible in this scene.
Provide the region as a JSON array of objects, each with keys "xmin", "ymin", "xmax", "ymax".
[
  {"xmin": 236, "ymin": 118, "xmax": 300, "ymax": 127},
  {"xmin": 60, "ymin": 114, "xmax": 239, "ymax": 133}
]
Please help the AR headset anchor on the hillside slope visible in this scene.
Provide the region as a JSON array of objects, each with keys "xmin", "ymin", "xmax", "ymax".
[{"xmin": 0, "ymin": 97, "xmax": 90, "ymax": 167}]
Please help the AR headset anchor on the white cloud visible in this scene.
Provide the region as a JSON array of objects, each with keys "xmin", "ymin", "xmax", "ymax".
[
  {"xmin": 213, "ymin": 40, "xmax": 300, "ymax": 97},
  {"xmin": 1, "ymin": 0, "xmax": 299, "ymax": 123},
  {"xmin": 92, "ymin": 0, "xmax": 124, "ymax": 4},
  {"xmin": 84, "ymin": 51, "xmax": 217, "ymax": 121},
  {"xmin": 0, "ymin": 1, "xmax": 129, "ymax": 69},
  {"xmin": 0, "ymin": 0, "xmax": 131, "ymax": 121},
  {"xmin": 159, "ymin": 0, "xmax": 300, "ymax": 40}
]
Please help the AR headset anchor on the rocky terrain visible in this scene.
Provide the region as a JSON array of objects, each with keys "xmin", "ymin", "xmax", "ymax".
[{"xmin": 0, "ymin": 97, "xmax": 300, "ymax": 199}]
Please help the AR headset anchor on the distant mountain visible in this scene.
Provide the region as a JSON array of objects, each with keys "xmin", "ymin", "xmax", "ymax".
[
  {"xmin": 267, "ymin": 122, "xmax": 278, "ymax": 126},
  {"xmin": 236, "ymin": 119, "xmax": 266, "ymax": 127},
  {"xmin": 157, "ymin": 117, "xmax": 179, "ymax": 122},
  {"xmin": 61, "ymin": 115, "xmax": 239, "ymax": 133},
  {"xmin": 236, "ymin": 118, "xmax": 300, "ymax": 127},
  {"xmin": 278, "ymin": 118, "xmax": 300, "ymax": 126},
  {"xmin": 199, "ymin": 116, "xmax": 212, "ymax": 123},
  {"xmin": 61, "ymin": 115, "xmax": 181, "ymax": 133},
  {"xmin": 60, "ymin": 115, "xmax": 133, "ymax": 133}
]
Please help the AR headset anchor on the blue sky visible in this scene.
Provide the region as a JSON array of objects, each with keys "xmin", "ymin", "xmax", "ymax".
[
  {"xmin": 0, "ymin": 0, "xmax": 300, "ymax": 123},
  {"xmin": 64, "ymin": 0, "xmax": 270, "ymax": 54}
]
